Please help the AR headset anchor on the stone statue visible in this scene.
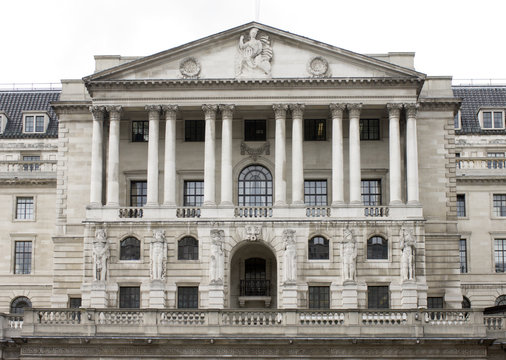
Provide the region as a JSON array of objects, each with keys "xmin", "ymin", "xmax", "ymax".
[
  {"xmin": 400, "ymin": 227, "xmax": 416, "ymax": 281},
  {"xmin": 92, "ymin": 229, "xmax": 109, "ymax": 281},
  {"xmin": 236, "ymin": 27, "xmax": 273, "ymax": 77},
  {"xmin": 342, "ymin": 228, "xmax": 357, "ymax": 282},
  {"xmin": 283, "ymin": 229, "xmax": 297, "ymax": 284},
  {"xmin": 245, "ymin": 225, "xmax": 261, "ymax": 241},
  {"xmin": 150, "ymin": 230, "xmax": 167, "ymax": 280},
  {"xmin": 210, "ymin": 229, "xmax": 225, "ymax": 284}
]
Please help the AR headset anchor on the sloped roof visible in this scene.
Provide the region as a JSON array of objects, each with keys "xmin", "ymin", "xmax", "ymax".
[
  {"xmin": 0, "ymin": 90, "xmax": 60, "ymax": 138},
  {"xmin": 453, "ymin": 86, "xmax": 506, "ymax": 134}
]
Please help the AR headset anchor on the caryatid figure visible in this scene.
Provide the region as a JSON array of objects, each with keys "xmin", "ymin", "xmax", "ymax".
[
  {"xmin": 400, "ymin": 227, "xmax": 416, "ymax": 281},
  {"xmin": 210, "ymin": 229, "xmax": 225, "ymax": 284},
  {"xmin": 342, "ymin": 228, "xmax": 357, "ymax": 282},
  {"xmin": 150, "ymin": 230, "xmax": 167, "ymax": 280},
  {"xmin": 92, "ymin": 229, "xmax": 109, "ymax": 281},
  {"xmin": 283, "ymin": 229, "xmax": 297, "ymax": 284}
]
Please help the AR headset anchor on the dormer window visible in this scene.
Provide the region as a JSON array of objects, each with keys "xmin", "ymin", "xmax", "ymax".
[
  {"xmin": 454, "ymin": 110, "xmax": 461, "ymax": 130},
  {"xmin": 0, "ymin": 112, "xmax": 8, "ymax": 133},
  {"xmin": 480, "ymin": 110, "xmax": 504, "ymax": 129},
  {"xmin": 23, "ymin": 112, "xmax": 48, "ymax": 133}
]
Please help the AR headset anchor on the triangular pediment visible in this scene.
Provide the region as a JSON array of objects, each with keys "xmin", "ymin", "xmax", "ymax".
[{"xmin": 84, "ymin": 22, "xmax": 424, "ymax": 82}]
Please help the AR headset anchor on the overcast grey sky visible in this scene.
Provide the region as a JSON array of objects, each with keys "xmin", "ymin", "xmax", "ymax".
[{"xmin": 2, "ymin": 0, "xmax": 505, "ymax": 85}]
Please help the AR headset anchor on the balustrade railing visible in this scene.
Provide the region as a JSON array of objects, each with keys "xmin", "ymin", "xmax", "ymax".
[
  {"xmin": 118, "ymin": 207, "xmax": 143, "ymax": 218},
  {"xmin": 0, "ymin": 161, "xmax": 57, "ymax": 174},
  {"xmin": 299, "ymin": 311, "xmax": 344, "ymax": 325},
  {"xmin": 176, "ymin": 207, "xmax": 201, "ymax": 218},
  {"xmin": 306, "ymin": 207, "xmax": 330, "ymax": 217},
  {"xmin": 364, "ymin": 206, "xmax": 389, "ymax": 217},
  {"xmin": 361, "ymin": 311, "xmax": 407, "ymax": 325},
  {"xmin": 235, "ymin": 207, "xmax": 273, "ymax": 218},
  {"xmin": 240, "ymin": 279, "xmax": 270, "ymax": 296},
  {"xmin": 457, "ymin": 158, "xmax": 506, "ymax": 170},
  {"xmin": 38, "ymin": 309, "xmax": 81, "ymax": 325},
  {"xmin": 8, "ymin": 315, "xmax": 23, "ymax": 329},
  {"xmin": 160, "ymin": 311, "xmax": 206, "ymax": 325},
  {"xmin": 484, "ymin": 316, "xmax": 503, "ymax": 330},
  {"xmin": 96, "ymin": 310, "xmax": 144, "ymax": 325},
  {"xmin": 423, "ymin": 311, "xmax": 469, "ymax": 325},
  {"xmin": 222, "ymin": 311, "xmax": 281, "ymax": 326}
]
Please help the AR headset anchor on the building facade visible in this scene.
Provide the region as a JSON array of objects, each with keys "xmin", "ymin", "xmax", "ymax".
[{"xmin": 0, "ymin": 23, "xmax": 504, "ymax": 359}]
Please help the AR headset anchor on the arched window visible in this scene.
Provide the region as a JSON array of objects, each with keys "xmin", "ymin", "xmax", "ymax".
[
  {"xmin": 238, "ymin": 165, "xmax": 273, "ymax": 206},
  {"xmin": 178, "ymin": 237, "xmax": 199, "ymax": 260},
  {"xmin": 10, "ymin": 296, "xmax": 32, "ymax": 314},
  {"xmin": 308, "ymin": 236, "xmax": 329, "ymax": 260},
  {"xmin": 367, "ymin": 236, "xmax": 388, "ymax": 259},
  {"xmin": 120, "ymin": 237, "xmax": 140, "ymax": 260},
  {"xmin": 495, "ymin": 295, "xmax": 506, "ymax": 306},
  {"xmin": 462, "ymin": 296, "xmax": 471, "ymax": 309}
]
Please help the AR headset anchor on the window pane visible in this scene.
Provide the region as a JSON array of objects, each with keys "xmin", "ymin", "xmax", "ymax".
[
  {"xmin": 483, "ymin": 112, "xmax": 492, "ymax": 128},
  {"xmin": 360, "ymin": 119, "xmax": 380, "ymax": 140},
  {"xmin": 132, "ymin": 121, "xmax": 149, "ymax": 142},
  {"xmin": 178, "ymin": 287, "xmax": 198, "ymax": 308},
  {"xmin": 130, "ymin": 181, "xmax": 147, "ymax": 207},
  {"xmin": 361, "ymin": 179, "xmax": 381, "ymax": 206},
  {"xmin": 119, "ymin": 287, "xmax": 140, "ymax": 308},
  {"xmin": 178, "ymin": 237, "xmax": 198, "ymax": 260},
  {"xmin": 367, "ymin": 286, "xmax": 389, "ymax": 309},
  {"xmin": 15, "ymin": 241, "xmax": 32, "ymax": 274},
  {"xmin": 184, "ymin": 181, "xmax": 204, "ymax": 206},
  {"xmin": 185, "ymin": 120, "xmax": 205, "ymax": 141},
  {"xmin": 457, "ymin": 194, "xmax": 466, "ymax": 217},
  {"xmin": 367, "ymin": 236, "xmax": 388, "ymax": 260},
  {"xmin": 309, "ymin": 286, "xmax": 330, "ymax": 309},
  {"xmin": 493, "ymin": 194, "xmax": 506, "ymax": 217},
  {"xmin": 23, "ymin": 155, "xmax": 41, "ymax": 171},
  {"xmin": 25, "ymin": 116, "xmax": 34, "ymax": 132},
  {"xmin": 35, "ymin": 116, "xmax": 45, "ymax": 132},
  {"xmin": 494, "ymin": 239, "xmax": 506, "ymax": 273},
  {"xmin": 10, "ymin": 296, "xmax": 32, "ymax": 314},
  {"xmin": 244, "ymin": 120, "xmax": 266, "ymax": 141},
  {"xmin": 16, "ymin": 197, "xmax": 34, "ymax": 220},
  {"xmin": 493, "ymin": 112, "xmax": 503, "ymax": 128},
  {"xmin": 427, "ymin": 297, "xmax": 444, "ymax": 309},
  {"xmin": 304, "ymin": 119, "xmax": 326, "ymax": 141},
  {"xmin": 308, "ymin": 236, "xmax": 329, "ymax": 260},
  {"xmin": 304, "ymin": 180, "xmax": 327, "ymax": 206},
  {"xmin": 238, "ymin": 165, "xmax": 273, "ymax": 206},
  {"xmin": 120, "ymin": 237, "xmax": 141, "ymax": 260},
  {"xmin": 459, "ymin": 239, "xmax": 468, "ymax": 273}
]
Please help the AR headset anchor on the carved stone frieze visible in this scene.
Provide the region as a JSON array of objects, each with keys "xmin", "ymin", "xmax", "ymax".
[
  {"xmin": 240, "ymin": 141, "xmax": 270, "ymax": 161},
  {"xmin": 307, "ymin": 56, "xmax": 331, "ymax": 77},
  {"xmin": 179, "ymin": 57, "xmax": 201, "ymax": 79},
  {"xmin": 235, "ymin": 27, "xmax": 273, "ymax": 78}
]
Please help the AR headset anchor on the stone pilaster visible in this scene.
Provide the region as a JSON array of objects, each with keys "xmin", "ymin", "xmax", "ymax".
[
  {"xmin": 273, "ymin": 104, "xmax": 288, "ymax": 206},
  {"xmin": 290, "ymin": 104, "xmax": 305, "ymax": 205},
  {"xmin": 405, "ymin": 103, "xmax": 420, "ymax": 204},
  {"xmin": 202, "ymin": 104, "xmax": 218, "ymax": 206},
  {"xmin": 330, "ymin": 104, "xmax": 345, "ymax": 205}
]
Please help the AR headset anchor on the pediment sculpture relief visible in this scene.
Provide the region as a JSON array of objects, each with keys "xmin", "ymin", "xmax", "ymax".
[{"xmin": 235, "ymin": 28, "xmax": 273, "ymax": 78}]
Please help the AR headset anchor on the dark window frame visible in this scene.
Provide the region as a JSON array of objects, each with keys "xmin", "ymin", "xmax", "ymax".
[
  {"xmin": 130, "ymin": 181, "xmax": 147, "ymax": 207},
  {"xmin": 119, "ymin": 286, "xmax": 140, "ymax": 308},
  {"xmin": 16, "ymin": 196, "xmax": 34, "ymax": 220},
  {"xmin": 361, "ymin": 179, "xmax": 381, "ymax": 206},
  {"xmin": 132, "ymin": 121, "xmax": 149, "ymax": 142},
  {"xmin": 10, "ymin": 296, "xmax": 32, "ymax": 314},
  {"xmin": 183, "ymin": 180, "xmax": 204, "ymax": 207},
  {"xmin": 494, "ymin": 239, "xmax": 506, "ymax": 273},
  {"xmin": 493, "ymin": 194, "xmax": 506, "ymax": 217},
  {"xmin": 308, "ymin": 236, "xmax": 329, "ymax": 260},
  {"xmin": 360, "ymin": 119, "xmax": 380, "ymax": 140},
  {"xmin": 120, "ymin": 237, "xmax": 141, "ymax": 261},
  {"xmin": 308, "ymin": 286, "xmax": 330, "ymax": 309},
  {"xmin": 178, "ymin": 236, "xmax": 199, "ymax": 260},
  {"xmin": 427, "ymin": 297, "xmax": 444, "ymax": 309},
  {"xmin": 304, "ymin": 180, "xmax": 328, "ymax": 206},
  {"xmin": 238, "ymin": 165, "xmax": 273, "ymax": 207},
  {"xmin": 367, "ymin": 286, "xmax": 389, "ymax": 309},
  {"xmin": 244, "ymin": 119, "xmax": 267, "ymax": 141},
  {"xmin": 457, "ymin": 194, "xmax": 466, "ymax": 217},
  {"xmin": 178, "ymin": 286, "xmax": 198, "ymax": 309},
  {"xmin": 459, "ymin": 238, "xmax": 468, "ymax": 273},
  {"xmin": 304, "ymin": 119, "xmax": 326, "ymax": 141},
  {"xmin": 462, "ymin": 296, "xmax": 471, "ymax": 309},
  {"xmin": 14, "ymin": 241, "xmax": 32, "ymax": 274},
  {"xmin": 367, "ymin": 236, "xmax": 388, "ymax": 260},
  {"xmin": 185, "ymin": 120, "xmax": 205, "ymax": 142}
]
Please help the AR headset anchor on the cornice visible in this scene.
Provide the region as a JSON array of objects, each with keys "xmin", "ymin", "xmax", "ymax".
[
  {"xmin": 418, "ymin": 98, "xmax": 461, "ymax": 113},
  {"xmin": 0, "ymin": 178, "xmax": 56, "ymax": 185},
  {"xmin": 456, "ymin": 175, "xmax": 506, "ymax": 183},
  {"xmin": 51, "ymin": 101, "xmax": 92, "ymax": 115}
]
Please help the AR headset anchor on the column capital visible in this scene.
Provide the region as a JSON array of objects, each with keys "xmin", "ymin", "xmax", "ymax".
[
  {"xmin": 289, "ymin": 103, "xmax": 305, "ymax": 118},
  {"xmin": 145, "ymin": 105, "xmax": 162, "ymax": 114},
  {"xmin": 202, "ymin": 104, "xmax": 218, "ymax": 118},
  {"xmin": 90, "ymin": 106, "xmax": 106, "ymax": 121},
  {"xmin": 347, "ymin": 103, "xmax": 362, "ymax": 118},
  {"xmin": 162, "ymin": 105, "xmax": 179, "ymax": 118},
  {"xmin": 273, "ymin": 104, "xmax": 288, "ymax": 118},
  {"xmin": 219, "ymin": 104, "xmax": 235, "ymax": 117},
  {"xmin": 329, "ymin": 103, "xmax": 346, "ymax": 118},
  {"xmin": 105, "ymin": 105, "xmax": 123, "ymax": 119},
  {"xmin": 404, "ymin": 103, "xmax": 419, "ymax": 118},
  {"xmin": 387, "ymin": 103, "xmax": 403, "ymax": 118}
]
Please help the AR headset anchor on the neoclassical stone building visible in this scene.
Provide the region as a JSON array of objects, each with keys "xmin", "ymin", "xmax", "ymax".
[{"xmin": 0, "ymin": 22, "xmax": 504, "ymax": 359}]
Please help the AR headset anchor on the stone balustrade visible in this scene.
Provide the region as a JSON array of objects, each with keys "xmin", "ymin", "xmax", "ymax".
[
  {"xmin": 0, "ymin": 160, "xmax": 57, "ymax": 180},
  {"xmin": 306, "ymin": 207, "xmax": 331, "ymax": 217},
  {"xmin": 456, "ymin": 157, "xmax": 506, "ymax": 175},
  {"xmin": 5, "ymin": 309, "xmax": 494, "ymax": 339}
]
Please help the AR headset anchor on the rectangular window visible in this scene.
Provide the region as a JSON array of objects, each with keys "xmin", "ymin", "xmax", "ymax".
[
  {"xmin": 308, "ymin": 286, "xmax": 330, "ymax": 309},
  {"xmin": 367, "ymin": 286, "xmax": 389, "ymax": 309},
  {"xmin": 69, "ymin": 297, "xmax": 82, "ymax": 308},
  {"xmin": 16, "ymin": 197, "xmax": 34, "ymax": 220},
  {"xmin": 119, "ymin": 287, "xmax": 140, "ymax": 308},
  {"xmin": 457, "ymin": 194, "xmax": 466, "ymax": 217},
  {"xmin": 482, "ymin": 111, "xmax": 504, "ymax": 129},
  {"xmin": 183, "ymin": 180, "xmax": 204, "ymax": 206},
  {"xmin": 244, "ymin": 120, "xmax": 266, "ymax": 141},
  {"xmin": 35, "ymin": 116, "xmax": 44, "ymax": 132},
  {"xmin": 360, "ymin": 119, "xmax": 380, "ymax": 140},
  {"xmin": 454, "ymin": 112, "xmax": 461, "ymax": 129},
  {"xmin": 23, "ymin": 155, "xmax": 40, "ymax": 171},
  {"xmin": 493, "ymin": 194, "xmax": 506, "ymax": 217},
  {"xmin": 130, "ymin": 181, "xmax": 147, "ymax": 207},
  {"xmin": 132, "ymin": 121, "xmax": 149, "ymax": 142},
  {"xmin": 185, "ymin": 120, "xmax": 205, "ymax": 142},
  {"xmin": 361, "ymin": 179, "xmax": 381, "ymax": 206},
  {"xmin": 178, "ymin": 286, "xmax": 198, "ymax": 309},
  {"xmin": 494, "ymin": 239, "xmax": 506, "ymax": 273},
  {"xmin": 487, "ymin": 152, "xmax": 505, "ymax": 169},
  {"xmin": 304, "ymin": 119, "xmax": 326, "ymax": 141},
  {"xmin": 304, "ymin": 180, "xmax": 327, "ymax": 206},
  {"xmin": 427, "ymin": 297, "xmax": 444, "ymax": 309},
  {"xmin": 24, "ymin": 116, "xmax": 34, "ymax": 132},
  {"xmin": 459, "ymin": 239, "xmax": 468, "ymax": 273},
  {"xmin": 14, "ymin": 241, "xmax": 32, "ymax": 274}
]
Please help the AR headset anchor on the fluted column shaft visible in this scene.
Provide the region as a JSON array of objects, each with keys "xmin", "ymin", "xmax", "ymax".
[
  {"xmin": 220, "ymin": 104, "xmax": 235, "ymax": 206},
  {"xmin": 162, "ymin": 105, "xmax": 178, "ymax": 206},
  {"xmin": 273, "ymin": 104, "xmax": 288, "ymax": 206},
  {"xmin": 106, "ymin": 106, "xmax": 122, "ymax": 206},
  {"xmin": 348, "ymin": 104, "xmax": 362, "ymax": 204},
  {"xmin": 388, "ymin": 103, "xmax": 403, "ymax": 204},
  {"xmin": 203, "ymin": 105, "xmax": 218, "ymax": 206},
  {"xmin": 290, "ymin": 104, "xmax": 305, "ymax": 205},
  {"xmin": 90, "ymin": 106, "xmax": 105, "ymax": 206},
  {"xmin": 406, "ymin": 104, "xmax": 420, "ymax": 204},
  {"xmin": 146, "ymin": 105, "xmax": 161, "ymax": 206},
  {"xmin": 330, "ymin": 104, "xmax": 345, "ymax": 205}
]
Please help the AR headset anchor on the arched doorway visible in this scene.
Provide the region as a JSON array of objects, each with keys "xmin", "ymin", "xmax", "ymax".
[{"xmin": 230, "ymin": 241, "xmax": 277, "ymax": 308}]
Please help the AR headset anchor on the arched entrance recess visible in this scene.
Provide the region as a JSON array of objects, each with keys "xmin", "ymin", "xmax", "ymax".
[{"xmin": 230, "ymin": 241, "xmax": 277, "ymax": 309}]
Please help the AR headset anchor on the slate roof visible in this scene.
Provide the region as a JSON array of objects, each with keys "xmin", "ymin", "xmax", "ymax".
[
  {"xmin": 0, "ymin": 90, "xmax": 60, "ymax": 138},
  {"xmin": 452, "ymin": 86, "xmax": 506, "ymax": 134}
]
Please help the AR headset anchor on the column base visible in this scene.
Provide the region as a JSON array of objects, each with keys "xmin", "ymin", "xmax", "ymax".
[
  {"xmin": 105, "ymin": 202, "xmax": 119, "ymax": 207},
  {"xmin": 88, "ymin": 202, "xmax": 102, "ymax": 208},
  {"xmin": 407, "ymin": 200, "xmax": 420, "ymax": 206},
  {"xmin": 203, "ymin": 201, "xmax": 216, "ymax": 207},
  {"xmin": 219, "ymin": 201, "xmax": 234, "ymax": 207},
  {"xmin": 274, "ymin": 201, "xmax": 287, "ymax": 207},
  {"xmin": 349, "ymin": 200, "xmax": 362, "ymax": 205},
  {"xmin": 144, "ymin": 202, "xmax": 160, "ymax": 208},
  {"xmin": 291, "ymin": 200, "xmax": 305, "ymax": 206},
  {"xmin": 331, "ymin": 200, "xmax": 345, "ymax": 207},
  {"xmin": 162, "ymin": 202, "xmax": 176, "ymax": 207},
  {"xmin": 389, "ymin": 200, "xmax": 403, "ymax": 205}
]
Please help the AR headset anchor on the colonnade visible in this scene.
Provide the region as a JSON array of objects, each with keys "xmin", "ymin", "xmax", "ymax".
[{"xmin": 89, "ymin": 103, "xmax": 419, "ymax": 207}]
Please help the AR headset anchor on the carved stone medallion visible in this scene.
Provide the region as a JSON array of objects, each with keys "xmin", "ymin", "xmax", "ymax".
[
  {"xmin": 179, "ymin": 57, "xmax": 201, "ymax": 78},
  {"xmin": 307, "ymin": 56, "xmax": 330, "ymax": 77}
]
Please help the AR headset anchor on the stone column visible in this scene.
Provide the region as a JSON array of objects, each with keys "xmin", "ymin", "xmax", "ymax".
[
  {"xmin": 106, "ymin": 106, "xmax": 122, "ymax": 206},
  {"xmin": 219, "ymin": 105, "xmax": 235, "ymax": 206},
  {"xmin": 146, "ymin": 105, "xmax": 161, "ymax": 206},
  {"xmin": 348, "ymin": 103, "xmax": 362, "ymax": 204},
  {"xmin": 388, "ymin": 103, "xmax": 403, "ymax": 204},
  {"xmin": 90, "ymin": 106, "xmax": 105, "ymax": 206},
  {"xmin": 202, "ymin": 105, "xmax": 218, "ymax": 206},
  {"xmin": 162, "ymin": 105, "xmax": 178, "ymax": 206},
  {"xmin": 330, "ymin": 104, "xmax": 345, "ymax": 205},
  {"xmin": 405, "ymin": 103, "xmax": 420, "ymax": 204},
  {"xmin": 273, "ymin": 104, "xmax": 288, "ymax": 206},
  {"xmin": 290, "ymin": 104, "xmax": 305, "ymax": 205}
]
